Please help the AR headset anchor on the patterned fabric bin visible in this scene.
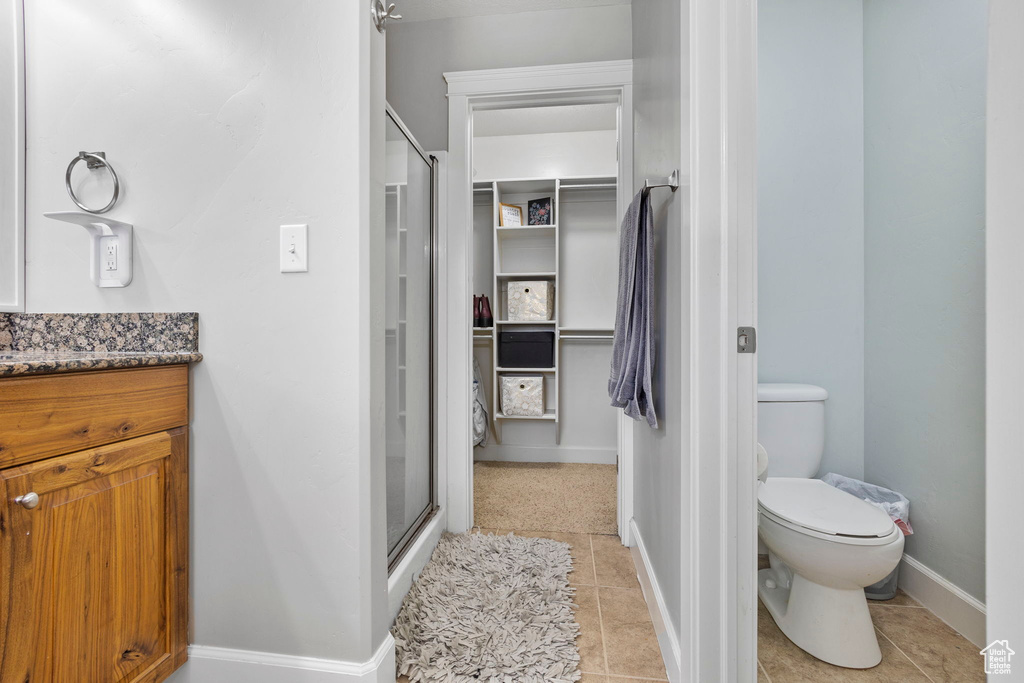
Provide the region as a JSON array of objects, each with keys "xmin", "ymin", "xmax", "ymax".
[
  {"xmin": 507, "ymin": 281, "xmax": 555, "ymax": 321},
  {"xmin": 500, "ymin": 375, "xmax": 545, "ymax": 417}
]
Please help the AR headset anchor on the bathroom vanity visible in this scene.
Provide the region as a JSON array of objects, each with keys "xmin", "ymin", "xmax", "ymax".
[{"xmin": 0, "ymin": 313, "xmax": 200, "ymax": 683}]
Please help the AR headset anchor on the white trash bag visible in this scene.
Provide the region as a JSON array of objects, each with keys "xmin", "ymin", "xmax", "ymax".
[
  {"xmin": 821, "ymin": 472, "xmax": 913, "ymax": 600},
  {"xmin": 821, "ymin": 472, "xmax": 913, "ymax": 535}
]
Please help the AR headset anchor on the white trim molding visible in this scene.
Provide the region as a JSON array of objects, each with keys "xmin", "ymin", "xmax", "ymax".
[
  {"xmin": 443, "ymin": 61, "xmax": 634, "ymax": 539},
  {"xmin": 986, "ymin": 0, "xmax": 1024, "ymax": 659},
  {"xmin": 0, "ymin": 0, "xmax": 25, "ymax": 312},
  {"xmin": 897, "ymin": 554, "xmax": 987, "ymax": 648},
  {"xmin": 174, "ymin": 635, "xmax": 396, "ymax": 683},
  {"xmin": 472, "ymin": 445, "xmax": 617, "ymax": 465},
  {"xmin": 687, "ymin": 0, "xmax": 758, "ymax": 681},
  {"xmin": 630, "ymin": 519, "xmax": 682, "ymax": 683},
  {"xmin": 387, "ymin": 509, "xmax": 445, "ymax": 622}
]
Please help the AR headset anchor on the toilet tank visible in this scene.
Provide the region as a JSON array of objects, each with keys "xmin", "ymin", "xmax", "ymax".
[{"xmin": 757, "ymin": 383, "xmax": 828, "ymax": 478}]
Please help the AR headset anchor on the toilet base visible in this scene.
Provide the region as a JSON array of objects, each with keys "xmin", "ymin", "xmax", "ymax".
[{"xmin": 758, "ymin": 566, "xmax": 882, "ymax": 669}]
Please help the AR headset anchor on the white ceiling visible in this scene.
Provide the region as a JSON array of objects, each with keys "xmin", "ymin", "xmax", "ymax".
[
  {"xmin": 396, "ymin": 0, "xmax": 631, "ymax": 23},
  {"xmin": 474, "ymin": 103, "xmax": 618, "ymax": 137}
]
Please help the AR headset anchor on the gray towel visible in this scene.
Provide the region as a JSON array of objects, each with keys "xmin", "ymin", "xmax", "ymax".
[{"xmin": 608, "ymin": 190, "xmax": 657, "ymax": 428}]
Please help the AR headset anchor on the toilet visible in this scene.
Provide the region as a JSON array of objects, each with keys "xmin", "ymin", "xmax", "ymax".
[{"xmin": 757, "ymin": 383, "xmax": 904, "ymax": 669}]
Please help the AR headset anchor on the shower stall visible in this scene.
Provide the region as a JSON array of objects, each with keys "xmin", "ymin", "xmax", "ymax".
[{"xmin": 385, "ymin": 104, "xmax": 437, "ymax": 570}]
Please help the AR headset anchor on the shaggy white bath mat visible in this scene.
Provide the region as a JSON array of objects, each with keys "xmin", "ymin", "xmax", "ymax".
[{"xmin": 392, "ymin": 532, "xmax": 582, "ymax": 683}]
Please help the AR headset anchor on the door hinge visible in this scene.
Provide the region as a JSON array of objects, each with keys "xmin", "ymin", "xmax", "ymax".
[{"xmin": 737, "ymin": 326, "xmax": 756, "ymax": 353}]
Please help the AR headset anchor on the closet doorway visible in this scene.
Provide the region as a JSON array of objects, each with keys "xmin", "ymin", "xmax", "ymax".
[{"xmin": 443, "ymin": 62, "xmax": 635, "ymax": 543}]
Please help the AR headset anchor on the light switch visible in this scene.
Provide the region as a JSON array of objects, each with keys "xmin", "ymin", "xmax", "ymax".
[{"xmin": 280, "ymin": 224, "xmax": 308, "ymax": 273}]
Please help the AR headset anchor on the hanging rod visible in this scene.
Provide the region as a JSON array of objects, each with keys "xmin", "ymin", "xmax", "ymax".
[
  {"xmin": 642, "ymin": 169, "xmax": 679, "ymax": 194},
  {"xmin": 560, "ymin": 334, "xmax": 614, "ymax": 341},
  {"xmin": 560, "ymin": 183, "xmax": 617, "ymax": 190}
]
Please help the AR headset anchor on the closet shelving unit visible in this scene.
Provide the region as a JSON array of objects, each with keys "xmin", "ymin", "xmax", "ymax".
[{"xmin": 474, "ymin": 176, "xmax": 617, "ymax": 443}]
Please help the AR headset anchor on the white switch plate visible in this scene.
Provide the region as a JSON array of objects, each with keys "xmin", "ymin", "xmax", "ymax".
[{"xmin": 280, "ymin": 224, "xmax": 308, "ymax": 273}]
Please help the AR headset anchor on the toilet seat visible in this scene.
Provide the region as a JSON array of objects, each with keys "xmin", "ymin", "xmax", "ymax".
[{"xmin": 758, "ymin": 478, "xmax": 898, "ymax": 546}]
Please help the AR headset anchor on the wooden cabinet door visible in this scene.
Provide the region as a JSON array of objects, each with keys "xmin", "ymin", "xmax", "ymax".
[{"xmin": 0, "ymin": 428, "xmax": 188, "ymax": 683}]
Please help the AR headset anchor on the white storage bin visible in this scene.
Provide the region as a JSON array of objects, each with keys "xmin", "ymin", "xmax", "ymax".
[
  {"xmin": 507, "ymin": 280, "xmax": 554, "ymax": 321},
  {"xmin": 500, "ymin": 375, "xmax": 545, "ymax": 417}
]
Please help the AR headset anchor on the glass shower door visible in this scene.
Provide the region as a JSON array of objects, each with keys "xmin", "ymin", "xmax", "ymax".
[{"xmin": 385, "ymin": 107, "xmax": 435, "ymax": 568}]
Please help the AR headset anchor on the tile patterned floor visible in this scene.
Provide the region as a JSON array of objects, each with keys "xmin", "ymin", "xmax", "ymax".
[
  {"xmin": 473, "ymin": 528, "xmax": 668, "ymax": 682},
  {"xmin": 757, "ymin": 556, "xmax": 985, "ymax": 682}
]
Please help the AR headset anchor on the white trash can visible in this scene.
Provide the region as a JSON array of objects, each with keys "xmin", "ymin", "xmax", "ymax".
[{"xmin": 821, "ymin": 472, "xmax": 913, "ymax": 601}]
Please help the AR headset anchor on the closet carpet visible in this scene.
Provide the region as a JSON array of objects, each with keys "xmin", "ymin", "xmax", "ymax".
[{"xmin": 473, "ymin": 461, "xmax": 617, "ymax": 535}]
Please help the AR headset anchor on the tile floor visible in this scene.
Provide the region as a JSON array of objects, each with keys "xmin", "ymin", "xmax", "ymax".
[
  {"xmin": 399, "ymin": 461, "xmax": 665, "ymax": 682},
  {"xmin": 473, "ymin": 528, "xmax": 668, "ymax": 683},
  {"xmin": 757, "ymin": 556, "xmax": 985, "ymax": 682}
]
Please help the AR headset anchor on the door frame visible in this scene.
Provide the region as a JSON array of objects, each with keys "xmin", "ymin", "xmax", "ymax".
[
  {"xmin": 442, "ymin": 60, "xmax": 635, "ymax": 540},
  {"xmin": 686, "ymin": 0, "xmax": 758, "ymax": 680},
  {"xmin": 985, "ymin": 0, "xmax": 1024, "ymax": 661},
  {"xmin": 0, "ymin": 0, "xmax": 25, "ymax": 312}
]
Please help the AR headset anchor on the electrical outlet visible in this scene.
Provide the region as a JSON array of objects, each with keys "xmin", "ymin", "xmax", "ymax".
[
  {"xmin": 43, "ymin": 212, "xmax": 134, "ymax": 288},
  {"xmin": 100, "ymin": 236, "xmax": 119, "ymax": 274}
]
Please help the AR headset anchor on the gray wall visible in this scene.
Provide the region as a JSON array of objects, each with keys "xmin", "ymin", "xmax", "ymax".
[
  {"xmin": 863, "ymin": 0, "xmax": 987, "ymax": 600},
  {"xmin": 757, "ymin": 0, "xmax": 865, "ymax": 479},
  {"xmin": 386, "ymin": 5, "xmax": 632, "ymax": 150},
  {"xmin": 23, "ymin": 0, "xmax": 388, "ymax": 666},
  {"xmin": 631, "ymin": 0, "xmax": 684, "ymax": 639}
]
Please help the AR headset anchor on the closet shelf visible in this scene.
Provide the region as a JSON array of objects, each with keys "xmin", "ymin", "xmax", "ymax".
[
  {"xmin": 495, "ymin": 272, "xmax": 556, "ymax": 280},
  {"xmin": 497, "ymin": 367, "xmax": 556, "ymax": 373},
  {"xmin": 495, "ymin": 410, "xmax": 557, "ymax": 421},
  {"xmin": 495, "ymin": 320, "xmax": 556, "ymax": 326},
  {"xmin": 496, "ymin": 225, "xmax": 556, "ymax": 237},
  {"xmin": 560, "ymin": 183, "xmax": 616, "ymax": 190}
]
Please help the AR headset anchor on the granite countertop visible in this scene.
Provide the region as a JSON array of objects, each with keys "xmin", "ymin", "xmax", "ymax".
[{"xmin": 0, "ymin": 312, "xmax": 202, "ymax": 377}]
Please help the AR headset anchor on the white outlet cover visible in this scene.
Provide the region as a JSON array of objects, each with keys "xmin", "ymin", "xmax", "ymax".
[{"xmin": 43, "ymin": 212, "xmax": 133, "ymax": 287}]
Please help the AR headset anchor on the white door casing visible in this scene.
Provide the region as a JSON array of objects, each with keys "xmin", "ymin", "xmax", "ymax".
[
  {"xmin": 686, "ymin": 0, "xmax": 758, "ymax": 681},
  {"xmin": 442, "ymin": 61, "xmax": 634, "ymax": 539}
]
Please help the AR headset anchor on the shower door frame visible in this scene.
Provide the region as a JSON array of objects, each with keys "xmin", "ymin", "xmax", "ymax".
[
  {"xmin": 442, "ymin": 60, "xmax": 635, "ymax": 540},
  {"xmin": 385, "ymin": 103, "xmax": 439, "ymax": 573}
]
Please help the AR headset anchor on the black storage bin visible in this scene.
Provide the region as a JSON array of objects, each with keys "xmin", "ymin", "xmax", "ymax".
[{"xmin": 499, "ymin": 331, "xmax": 555, "ymax": 368}]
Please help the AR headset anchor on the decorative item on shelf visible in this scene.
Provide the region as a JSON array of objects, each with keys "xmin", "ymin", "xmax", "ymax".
[
  {"xmin": 507, "ymin": 280, "xmax": 554, "ymax": 321},
  {"xmin": 474, "ymin": 295, "xmax": 482, "ymax": 327},
  {"xmin": 500, "ymin": 375, "xmax": 545, "ymax": 417},
  {"xmin": 528, "ymin": 197, "xmax": 552, "ymax": 225},
  {"xmin": 480, "ymin": 295, "xmax": 494, "ymax": 327},
  {"xmin": 499, "ymin": 202, "xmax": 523, "ymax": 227}
]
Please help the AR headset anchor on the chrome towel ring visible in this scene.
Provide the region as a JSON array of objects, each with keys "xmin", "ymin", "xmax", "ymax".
[{"xmin": 65, "ymin": 151, "xmax": 120, "ymax": 214}]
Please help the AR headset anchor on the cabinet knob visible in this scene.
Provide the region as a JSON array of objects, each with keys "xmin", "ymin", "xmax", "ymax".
[{"xmin": 15, "ymin": 492, "xmax": 39, "ymax": 510}]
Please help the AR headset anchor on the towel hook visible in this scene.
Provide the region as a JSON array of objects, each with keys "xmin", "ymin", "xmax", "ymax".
[
  {"xmin": 642, "ymin": 169, "xmax": 679, "ymax": 196},
  {"xmin": 65, "ymin": 151, "xmax": 120, "ymax": 214}
]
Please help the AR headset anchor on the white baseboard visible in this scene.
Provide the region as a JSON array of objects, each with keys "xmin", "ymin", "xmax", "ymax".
[
  {"xmin": 166, "ymin": 634, "xmax": 395, "ymax": 683},
  {"xmin": 628, "ymin": 519, "xmax": 681, "ymax": 683},
  {"xmin": 897, "ymin": 554, "xmax": 986, "ymax": 648},
  {"xmin": 473, "ymin": 445, "xmax": 617, "ymax": 465},
  {"xmin": 388, "ymin": 509, "xmax": 445, "ymax": 621}
]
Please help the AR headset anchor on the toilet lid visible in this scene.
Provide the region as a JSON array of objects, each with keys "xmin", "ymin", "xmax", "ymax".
[{"xmin": 758, "ymin": 478, "xmax": 896, "ymax": 538}]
